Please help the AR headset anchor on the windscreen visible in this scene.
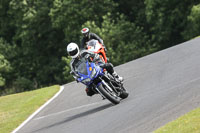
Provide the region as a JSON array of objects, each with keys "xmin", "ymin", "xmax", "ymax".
[
  {"xmin": 75, "ymin": 58, "xmax": 88, "ymax": 75},
  {"xmin": 87, "ymin": 39, "xmax": 101, "ymax": 52},
  {"xmin": 87, "ymin": 39, "xmax": 98, "ymax": 47}
]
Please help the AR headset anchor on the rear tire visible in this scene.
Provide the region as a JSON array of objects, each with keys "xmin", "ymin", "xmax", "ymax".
[
  {"xmin": 119, "ymin": 86, "xmax": 129, "ymax": 99},
  {"xmin": 119, "ymin": 91, "xmax": 129, "ymax": 99},
  {"xmin": 97, "ymin": 84, "xmax": 120, "ymax": 104}
]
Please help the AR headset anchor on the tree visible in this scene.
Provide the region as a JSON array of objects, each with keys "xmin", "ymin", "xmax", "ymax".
[
  {"xmin": 0, "ymin": 55, "xmax": 11, "ymax": 87},
  {"xmin": 144, "ymin": 0, "xmax": 199, "ymax": 49},
  {"xmin": 182, "ymin": 4, "xmax": 200, "ymax": 40},
  {"xmin": 61, "ymin": 57, "xmax": 73, "ymax": 82},
  {"xmin": 114, "ymin": 0, "xmax": 147, "ymax": 26},
  {"xmin": 49, "ymin": 0, "xmax": 117, "ymax": 44},
  {"xmin": 0, "ymin": 38, "xmax": 12, "ymax": 89},
  {"xmin": 8, "ymin": 0, "xmax": 66, "ymax": 88},
  {"xmin": 0, "ymin": 0, "xmax": 16, "ymax": 43}
]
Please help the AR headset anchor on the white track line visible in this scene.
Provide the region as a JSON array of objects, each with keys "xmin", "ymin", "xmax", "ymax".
[
  {"xmin": 34, "ymin": 101, "xmax": 107, "ymax": 120},
  {"xmin": 12, "ymin": 86, "xmax": 64, "ymax": 133}
]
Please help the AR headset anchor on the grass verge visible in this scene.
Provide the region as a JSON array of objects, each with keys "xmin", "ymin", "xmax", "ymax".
[
  {"xmin": 0, "ymin": 85, "xmax": 60, "ymax": 133},
  {"xmin": 154, "ymin": 108, "xmax": 200, "ymax": 133}
]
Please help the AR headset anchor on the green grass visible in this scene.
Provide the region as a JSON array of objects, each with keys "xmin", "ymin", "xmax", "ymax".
[
  {"xmin": 0, "ymin": 85, "xmax": 60, "ymax": 133},
  {"xmin": 154, "ymin": 108, "xmax": 200, "ymax": 133},
  {"xmin": 193, "ymin": 35, "xmax": 200, "ymax": 39}
]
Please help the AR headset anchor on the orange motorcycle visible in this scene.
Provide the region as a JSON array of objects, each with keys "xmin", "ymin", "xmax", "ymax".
[{"xmin": 86, "ymin": 39, "xmax": 108, "ymax": 63}]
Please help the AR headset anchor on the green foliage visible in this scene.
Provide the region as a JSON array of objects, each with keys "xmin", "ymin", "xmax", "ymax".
[
  {"xmin": 0, "ymin": 39, "xmax": 12, "ymax": 88},
  {"xmin": 0, "ymin": 55, "xmax": 10, "ymax": 87},
  {"xmin": 0, "ymin": 0, "xmax": 15, "ymax": 42},
  {"xmin": 182, "ymin": 4, "xmax": 200, "ymax": 40},
  {"xmin": 13, "ymin": 77, "xmax": 34, "ymax": 92},
  {"xmin": 49, "ymin": 0, "xmax": 117, "ymax": 42},
  {"xmin": 62, "ymin": 57, "xmax": 73, "ymax": 82},
  {"xmin": 144, "ymin": 0, "xmax": 199, "ymax": 49},
  {"xmin": 114, "ymin": 0, "xmax": 147, "ymax": 26},
  {"xmin": 7, "ymin": 0, "xmax": 66, "ymax": 88}
]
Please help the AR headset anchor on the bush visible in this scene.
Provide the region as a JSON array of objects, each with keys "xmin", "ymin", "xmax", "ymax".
[
  {"xmin": 62, "ymin": 57, "xmax": 74, "ymax": 82},
  {"xmin": 13, "ymin": 77, "xmax": 34, "ymax": 92}
]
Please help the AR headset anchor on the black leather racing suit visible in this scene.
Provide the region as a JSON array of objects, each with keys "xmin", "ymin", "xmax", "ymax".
[
  {"xmin": 70, "ymin": 50, "xmax": 114, "ymax": 96},
  {"xmin": 80, "ymin": 33, "xmax": 105, "ymax": 49}
]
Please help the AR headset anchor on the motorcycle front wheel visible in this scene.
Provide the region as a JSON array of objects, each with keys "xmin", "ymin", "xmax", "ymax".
[{"xmin": 97, "ymin": 83, "xmax": 120, "ymax": 105}]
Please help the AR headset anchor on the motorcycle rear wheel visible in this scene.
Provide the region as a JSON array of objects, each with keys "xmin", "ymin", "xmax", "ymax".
[{"xmin": 119, "ymin": 86, "xmax": 129, "ymax": 99}]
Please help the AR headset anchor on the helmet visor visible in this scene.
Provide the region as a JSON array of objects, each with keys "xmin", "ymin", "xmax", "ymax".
[{"xmin": 69, "ymin": 48, "xmax": 78, "ymax": 56}]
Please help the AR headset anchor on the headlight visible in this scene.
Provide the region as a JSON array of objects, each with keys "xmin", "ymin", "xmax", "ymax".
[
  {"xmin": 82, "ymin": 78, "xmax": 91, "ymax": 84},
  {"xmin": 90, "ymin": 68, "xmax": 96, "ymax": 78}
]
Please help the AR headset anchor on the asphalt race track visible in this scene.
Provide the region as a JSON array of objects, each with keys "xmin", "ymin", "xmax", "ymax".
[{"xmin": 16, "ymin": 37, "xmax": 200, "ymax": 133}]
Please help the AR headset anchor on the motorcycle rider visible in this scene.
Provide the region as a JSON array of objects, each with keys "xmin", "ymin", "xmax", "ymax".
[
  {"xmin": 80, "ymin": 27, "xmax": 107, "ymax": 52},
  {"xmin": 67, "ymin": 42, "xmax": 123, "ymax": 96}
]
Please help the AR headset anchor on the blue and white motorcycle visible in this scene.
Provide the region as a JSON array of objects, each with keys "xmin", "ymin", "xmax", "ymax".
[{"xmin": 72, "ymin": 58, "xmax": 128, "ymax": 104}]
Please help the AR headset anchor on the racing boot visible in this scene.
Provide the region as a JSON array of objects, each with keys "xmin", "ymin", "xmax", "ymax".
[{"xmin": 112, "ymin": 71, "xmax": 124, "ymax": 82}]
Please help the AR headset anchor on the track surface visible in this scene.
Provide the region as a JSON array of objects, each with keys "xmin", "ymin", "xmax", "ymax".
[{"xmin": 17, "ymin": 38, "xmax": 200, "ymax": 133}]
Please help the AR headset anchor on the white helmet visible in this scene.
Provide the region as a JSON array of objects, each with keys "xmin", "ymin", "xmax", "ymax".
[
  {"xmin": 81, "ymin": 27, "xmax": 90, "ymax": 37},
  {"xmin": 67, "ymin": 43, "xmax": 80, "ymax": 58}
]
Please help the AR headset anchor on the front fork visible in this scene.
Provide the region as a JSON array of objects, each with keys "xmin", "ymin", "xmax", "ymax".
[
  {"xmin": 95, "ymin": 78, "xmax": 119, "ymax": 98},
  {"xmin": 93, "ymin": 81, "xmax": 106, "ymax": 99}
]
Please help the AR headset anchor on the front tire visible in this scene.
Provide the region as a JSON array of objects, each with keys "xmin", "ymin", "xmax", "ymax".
[{"xmin": 97, "ymin": 84, "xmax": 120, "ymax": 104}]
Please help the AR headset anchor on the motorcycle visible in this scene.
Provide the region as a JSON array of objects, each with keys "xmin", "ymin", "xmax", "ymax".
[
  {"xmin": 72, "ymin": 57, "xmax": 128, "ymax": 105},
  {"xmin": 86, "ymin": 39, "xmax": 108, "ymax": 63}
]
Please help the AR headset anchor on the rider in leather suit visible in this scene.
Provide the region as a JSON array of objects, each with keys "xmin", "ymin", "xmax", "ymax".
[
  {"xmin": 80, "ymin": 27, "xmax": 107, "ymax": 52},
  {"xmin": 67, "ymin": 42, "xmax": 123, "ymax": 96}
]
